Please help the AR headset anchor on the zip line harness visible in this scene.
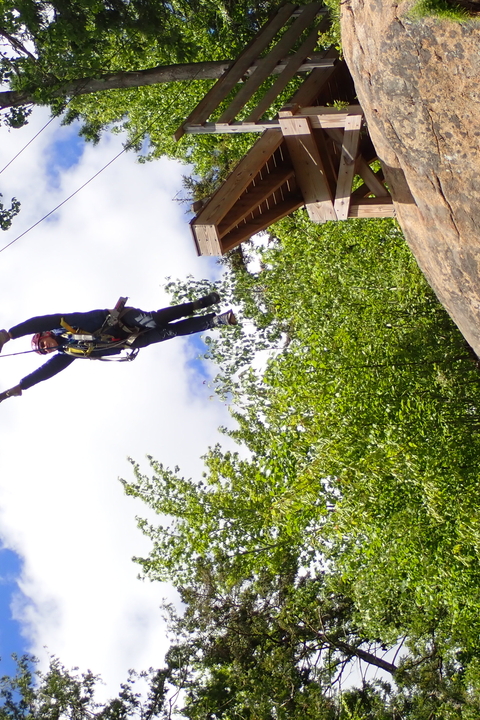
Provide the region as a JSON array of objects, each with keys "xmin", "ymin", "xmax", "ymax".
[{"xmin": 59, "ymin": 297, "xmax": 141, "ymax": 362}]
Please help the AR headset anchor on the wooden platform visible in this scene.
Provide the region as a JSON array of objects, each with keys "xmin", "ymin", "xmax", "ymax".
[
  {"xmin": 177, "ymin": 2, "xmax": 395, "ymax": 256},
  {"xmin": 191, "ymin": 106, "xmax": 393, "ymax": 255}
]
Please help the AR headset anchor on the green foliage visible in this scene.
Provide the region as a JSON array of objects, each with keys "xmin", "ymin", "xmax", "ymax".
[
  {"xmin": 0, "ymin": 0, "xmax": 330, "ymax": 179},
  {"xmin": 408, "ymin": 0, "xmax": 473, "ymax": 21},
  {"xmin": 0, "ymin": 654, "xmax": 169, "ymax": 720},
  {"xmin": 58, "ymin": 2, "xmax": 319, "ymax": 178},
  {"xmin": 0, "ymin": 194, "xmax": 20, "ymax": 230},
  {"xmin": 160, "ymin": 563, "xmax": 398, "ymax": 720}
]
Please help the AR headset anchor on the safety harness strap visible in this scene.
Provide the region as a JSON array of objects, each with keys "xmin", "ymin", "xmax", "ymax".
[{"xmin": 59, "ymin": 297, "xmax": 142, "ymax": 359}]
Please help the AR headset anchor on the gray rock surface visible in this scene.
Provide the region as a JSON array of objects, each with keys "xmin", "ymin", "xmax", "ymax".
[{"xmin": 341, "ymin": 0, "xmax": 480, "ymax": 353}]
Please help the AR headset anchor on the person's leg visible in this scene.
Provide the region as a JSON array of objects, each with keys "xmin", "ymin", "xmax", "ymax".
[
  {"xmin": 132, "ymin": 313, "xmax": 217, "ymax": 349},
  {"xmin": 122, "ymin": 304, "xmax": 194, "ymax": 330},
  {"xmin": 123, "ymin": 293, "xmax": 220, "ymax": 329},
  {"xmin": 153, "ymin": 292, "xmax": 220, "ymax": 323}
]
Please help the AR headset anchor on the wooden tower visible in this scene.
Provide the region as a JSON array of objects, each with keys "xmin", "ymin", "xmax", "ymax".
[{"xmin": 174, "ymin": 2, "xmax": 394, "ymax": 256}]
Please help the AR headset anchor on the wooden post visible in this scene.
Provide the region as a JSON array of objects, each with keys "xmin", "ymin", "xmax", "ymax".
[
  {"xmin": 279, "ymin": 112, "xmax": 336, "ymax": 222},
  {"xmin": 334, "ymin": 114, "xmax": 362, "ymax": 220}
]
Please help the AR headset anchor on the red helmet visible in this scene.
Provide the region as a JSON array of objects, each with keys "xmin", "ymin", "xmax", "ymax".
[{"xmin": 31, "ymin": 331, "xmax": 57, "ymax": 355}]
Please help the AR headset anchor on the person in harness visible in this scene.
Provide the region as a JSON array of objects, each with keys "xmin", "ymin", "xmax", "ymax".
[{"xmin": 0, "ymin": 293, "xmax": 237, "ymax": 402}]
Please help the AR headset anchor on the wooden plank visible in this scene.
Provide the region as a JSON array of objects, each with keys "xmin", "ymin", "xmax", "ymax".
[
  {"xmin": 279, "ymin": 114, "xmax": 336, "ymax": 222},
  {"xmin": 286, "ymin": 46, "xmax": 339, "ymax": 107},
  {"xmin": 194, "ymin": 129, "xmax": 284, "ymax": 226},
  {"xmin": 313, "ymin": 126, "xmax": 338, "ymax": 196},
  {"xmin": 218, "ymin": 166, "xmax": 295, "ymax": 236},
  {"xmin": 190, "ymin": 223, "xmax": 223, "ymax": 256},
  {"xmin": 293, "ymin": 104, "xmax": 363, "ymax": 116},
  {"xmin": 279, "ymin": 106, "xmax": 363, "ymax": 130},
  {"xmin": 174, "ymin": 2, "xmax": 296, "ymax": 140},
  {"xmin": 356, "ymin": 158, "xmax": 388, "ymax": 197},
  {"xmin": 334, "ymin": 113, "xmax": 362, "ymax": 220},
  {"xmin": 348, "ymin": 197, "xmax": 395, "ymax": 218},
  {"xmin": 247, "ymin": 18, "xmax": 331, "ymax": 122},
  {"xmin": 294, "ymin": 105, "xmax": 363, "ymax": 130},
  {"xmin": 220, "ymin": 194, "xmax": 304, "ymax": 252},
  {"xmin": 185, "ymin": 120, "xmax": 280, "ymax": 134},
  {"xmin": 218, "ymin": 1, "xmax": 324, "ymax": 124},
  {"xmin": 245, "ymin": 52, "xmax": 336, "ymax": 77}
]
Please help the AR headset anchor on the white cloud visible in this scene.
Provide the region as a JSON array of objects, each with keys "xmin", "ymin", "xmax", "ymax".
[{"xmin": 0, "ymin": 108, "xmax": 234, "ymax": 695}]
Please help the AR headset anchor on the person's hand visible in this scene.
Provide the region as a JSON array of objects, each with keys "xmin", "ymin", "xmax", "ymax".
[
  {"xmin": 0, "ymin": 385, "xmax": 22, "ymax": 403},
  {"xmin": 0, "ymin": 330, "xmax": 10, "ymax": 353}
]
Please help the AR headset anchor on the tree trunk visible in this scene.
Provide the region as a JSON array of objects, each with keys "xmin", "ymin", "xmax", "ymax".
[
  {"xmin": 0, "ymin": 60, "xmax": 234, "ymax": 109},
  {"xmin": 0, "ymin": 53, "xmax": 331, "ymax": 109}
]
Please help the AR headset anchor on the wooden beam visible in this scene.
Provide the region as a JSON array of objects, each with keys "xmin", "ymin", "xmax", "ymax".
[
  {"xmin": 246, "ymin": 18, "xmax": 331, "ymax": 122},
  {"xmin": 348, "ymin": 197, "xmax": 395, "ymax": 218},
  {"xmin": 279, "ymin": 113, "xmax": 336, "ymax": 222},
  {"xmin": 218, "ymin": 166, "xmax": 296, "ymax": 236},
  {"xmin": 183, "ymin": 108, "xmax": 364, "ymax": 135},
  {"xmin": 355, "ymin": 158, "xmax": 388, "ymax": 197},
  {"xmin": 174, "ymin": 2, "xmax": 296, "ymax": 140},
  {"xmin": 334, "ymin": 113, "xmax": 362, "ymax": 220},
  {"xmin": 220, "ymin": 194, "xmax": 304, "ymax": 253},
  {"xmin": 286, "ymin": 47, "xmax": 339, "ymax": 107},
  {"xmin": 193, "ymin": 129, "xmax": 284, "ymax": 226},
  {"xmin": 295, "ymin": 105, "xmax": 363, "ymax": 130},
  {"xmin": 184, "ymin": 120, "xmax": 280, "ymax": 134},
  {"xmin": 218, "ymin": 1, "xmax": 325, "ymax": 124},
  {"xmin": 190, "ymin": 223, "xmax": 223, "ymax": 256},
  {"xmin": 325, "ymin": 130, "xmax": 387, "ymax": 198}
]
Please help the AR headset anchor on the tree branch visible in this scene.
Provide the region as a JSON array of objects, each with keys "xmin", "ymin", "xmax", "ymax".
[
  {"xmin": 0, "ymin": 27, "xmax": 36, "ymax": 60},
  {"xmin": 331, "ymin": 638, "xmax": 398, "ymax": 675}
]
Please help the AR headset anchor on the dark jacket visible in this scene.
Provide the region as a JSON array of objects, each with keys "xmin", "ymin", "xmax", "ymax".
[{"xmin": 10, "ymin": 310, "xmax": 122, "ymax": 390}]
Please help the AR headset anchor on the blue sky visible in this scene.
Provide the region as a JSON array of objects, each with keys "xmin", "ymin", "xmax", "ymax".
[
  {"xmin": 45, "ymin": 130, "xmax": 85, "ymax": 187},
  {"xmin": 0, "ymin": 547, "xmax": 26, "ymax": 677}
]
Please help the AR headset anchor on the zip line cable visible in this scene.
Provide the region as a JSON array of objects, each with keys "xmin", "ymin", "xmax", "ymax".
[{"xmin": 0, "ymin": 108, "xmax": 159, "ymax": 255}]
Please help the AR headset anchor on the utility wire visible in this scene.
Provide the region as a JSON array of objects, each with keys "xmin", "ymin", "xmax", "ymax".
[
  {"xmin": 0, "ymin": 348, "xmax": 38, "ymax": 357},
  {"xmin": 0, "ymin": 112, "xmax": 58, "ymax": 176},
  {"xmin": 0, "ymin": 64, "xmax": 103, "ymax": 176},
  {"xmin": 0, "ymin": 67, "xmax": 205, "ymax": 256},
  {"xmin": 0, "ymin": 141, "xmax": 131, "ymax": 254}
]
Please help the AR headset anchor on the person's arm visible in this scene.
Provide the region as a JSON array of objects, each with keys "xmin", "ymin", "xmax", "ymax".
[
  {"xmin": 0, "ymin": 354, "xmax": 75, "ymax": 403},
  {"xmin": 2, "ymin": 310, "xmax": 110, "ymax": 348},
  {"xmin": 0, "ymin": 314, "xmax": 66, "ymax": 353},
  {"xmin": 20, "ymin": 353, "xmax": 75, "ymax": 389},
  {"xmin": 9, "ymin": 314, "xmax": 66, "ymax": 340}
]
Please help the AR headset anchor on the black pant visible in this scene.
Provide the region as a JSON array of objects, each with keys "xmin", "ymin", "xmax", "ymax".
[{"xmin": 122, "ymin": 303, "xmax": 216, "ymax": 349}]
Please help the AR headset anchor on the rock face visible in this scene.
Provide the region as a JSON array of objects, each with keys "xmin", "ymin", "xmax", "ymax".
[{"xmin": 341, "ymin": 1, "xmax": 480, "ymax": 353}]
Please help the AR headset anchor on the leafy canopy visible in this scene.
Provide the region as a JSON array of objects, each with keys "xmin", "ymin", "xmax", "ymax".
[{"xmin": 124, "ymin": 213, "xmax": 480, "ymax": 718}]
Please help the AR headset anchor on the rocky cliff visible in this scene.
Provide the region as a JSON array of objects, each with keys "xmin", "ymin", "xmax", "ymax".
[{"xmin": 341, "ymin": 1, "xmax": 480, "ymax": 353}]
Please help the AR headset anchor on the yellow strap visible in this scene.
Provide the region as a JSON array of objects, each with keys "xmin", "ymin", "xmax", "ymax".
[
  {"xmin": 63, "ymin": 344, "xmax": 93, "ymax": 357},
  {"xmin": 60, "ymin": 318, "xmax": 78, "ymax": 334}
]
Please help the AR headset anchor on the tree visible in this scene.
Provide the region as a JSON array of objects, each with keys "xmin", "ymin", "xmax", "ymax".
[
  {"xmin": 0, "ymin": 60, "xmax": 237, "ymax": 110},
  {"xmin": 0, "ymin": 194, "xmax": 20, "ymax": 230},
  {"xmin": 0, "ymin": 0, "xmax": 275, "ymax": 123},
  {"xmin": 0, "ymin": 0, "xmax": 290, "ymax": 214},
  {"xmin": 0, "ymin": 654, "xmax": 169, "ymax": 720},
  {"xmin": 123, "ymin": 213, "xmax": 480, "ymax": 717}
]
